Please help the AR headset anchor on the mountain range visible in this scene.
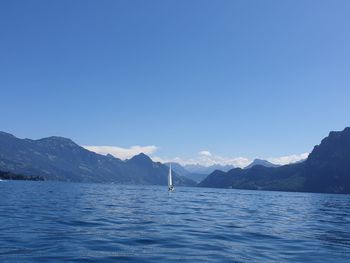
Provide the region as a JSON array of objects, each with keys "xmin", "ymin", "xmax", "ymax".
[
  {"xmin": 199, "ymin": 127, "xmax": 350, "ymax": 194},
  {"xmin": 164, "ymin": 162, "xmax": 209, "ymax": 183},
  {"xmin": 184, "ymin": 164, "xmax": 235, "ymax": 174},
  {"xmin": 1, "ymin": 127, "xmax": 350, "ymax": 194},
  {"xmin": 165, "ymin": 161, "xmax": 277, "ymax": 183},
  {"xmin": 0, "ymin": 132, "xmax": 195, "ymax": 186},
  {"xmin": 244, "ymin": 159, "xmax": 279, "ymax": 169}
]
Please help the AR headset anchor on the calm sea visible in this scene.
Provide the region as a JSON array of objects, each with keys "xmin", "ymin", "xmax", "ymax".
[{"xmin": 0, "ymin": 181, "xmax": 349, "ymax": 262}]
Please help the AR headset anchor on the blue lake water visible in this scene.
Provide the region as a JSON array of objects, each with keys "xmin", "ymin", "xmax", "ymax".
[{"xmin": 0, "ymin": 181, "xmax": 350, "ymax": 262}]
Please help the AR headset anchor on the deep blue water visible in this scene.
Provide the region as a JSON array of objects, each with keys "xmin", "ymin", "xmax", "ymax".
[{"xmin": 0, "ymin": 181, "xmax": 350, "ymax": 262}]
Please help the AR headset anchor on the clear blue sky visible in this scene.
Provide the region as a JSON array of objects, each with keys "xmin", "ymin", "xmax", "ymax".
[{"xmin": 1, "ymin": 0, "xmax": 350, "ymax": 163}]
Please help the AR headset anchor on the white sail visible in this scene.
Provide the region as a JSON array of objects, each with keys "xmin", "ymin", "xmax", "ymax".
[
  {"xmin": 168, "ymin": 165, "xmax": 172, "ymax": 187},
  {"xmin": 168, "ymin": 164, "xmax": 174, "ymax": 191}
]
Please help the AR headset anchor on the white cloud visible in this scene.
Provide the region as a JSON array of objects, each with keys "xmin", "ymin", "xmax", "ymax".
[
  {"xmin": 267, "ymin": 152, "xmax": 309, "ymax": 165},
  {"xmin": 198, "ymin": 150, "xmax": 212, "ymax": 157},
  {"xmin": 83, "ymin": 145, "xmax": 158, "ymax": 160}
]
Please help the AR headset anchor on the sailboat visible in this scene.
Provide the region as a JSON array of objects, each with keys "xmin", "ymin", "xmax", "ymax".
[{"xmin": 168, "ymin": 164, "xmax": 175, "ymax": 192}]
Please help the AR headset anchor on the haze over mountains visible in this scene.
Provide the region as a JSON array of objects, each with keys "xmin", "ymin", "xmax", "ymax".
[
  {"xmin": 199, "ymin": 127, "xmax": 350, "ymax": 194},
  {"xmin": 183, "ymin": 164, "xmax": 235, "ymax": 174},
  {"xmin": 0, "ymin": 132, "xmax": 195, "ymax": 186},
  {"xmin": 165, "ymin": 162, "xmax": 235, "ymax": 183}
]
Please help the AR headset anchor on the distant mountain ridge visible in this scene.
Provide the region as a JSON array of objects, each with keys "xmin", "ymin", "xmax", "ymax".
[
  {"xmin": 165, "ymin": 162, "xmax": 236, "ymax": 183},
  {"xmin": 0, "ymin": 132, "xmax": 195, "ymax": 186},
  {"xmin": 199, "ymin": 127, "xmax": 350, "ymax": 194},
  {"xmin": 245, "ymin": 159, "xmax": 279, "ymax": 169},
  {"xmin": 164, "ymin": 162, "xmax": 209, "ymax": 183},
  {"xmin": 3, "ymin": 127, "xmax": 350, "ymax": 193},
  {"xmin": 183, "ymin": 164, "xmax": 235, "ymax": 174}
]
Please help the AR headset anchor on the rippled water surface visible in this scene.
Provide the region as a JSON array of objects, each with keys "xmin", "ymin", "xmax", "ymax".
[{"xmin": 1, "ymin": 181, "xmax": 350, "ymax": 262}]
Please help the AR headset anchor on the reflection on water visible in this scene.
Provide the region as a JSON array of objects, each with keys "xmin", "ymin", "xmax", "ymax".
[{"xmin": 0, "ymin": 181, "xmax": 349, "ymax": 262}]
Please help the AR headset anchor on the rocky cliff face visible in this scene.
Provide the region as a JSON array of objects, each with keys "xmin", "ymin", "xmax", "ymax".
[
  {"xmin": 303, "ymin": 127, "xmax": 350, "ymax": 193},
  {"xmin": 199, "ymin": 127, "xmax": 350, "ymax": 194}
]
